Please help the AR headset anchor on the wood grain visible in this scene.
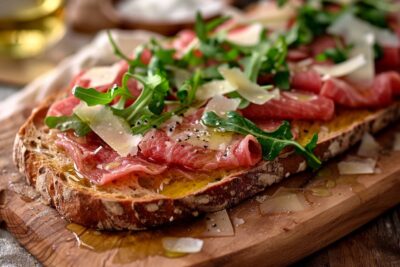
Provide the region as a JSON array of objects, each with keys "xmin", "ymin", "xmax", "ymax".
[
  {"xmin": 1, "ymin": 108, "xmax": 400, "ymax": 266},
  {"xmin": 298, "ymin": 206, "xmax": 400, "ymax": 267}
]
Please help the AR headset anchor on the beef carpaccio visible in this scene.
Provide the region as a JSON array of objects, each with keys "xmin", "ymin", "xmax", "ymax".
[{"xmin": 45, "ymin": 0, "xmax": 400, "ymax": 187}]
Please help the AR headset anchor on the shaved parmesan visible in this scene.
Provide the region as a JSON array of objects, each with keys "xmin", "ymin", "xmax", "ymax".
[
  {"xmin": 196, "ymin": 80, "xmax": 236, "ymax": 101},
  {"xmin": 357, "ymin": 132, "xmax": 381, "ymax": 157},
  {"xmin": 81, "ymin": 64, "xmax": 120, "ymax": 88},
  {"xmin": 327, "ymin": 13, "xmax": 390, "ymax": 85},
  {"xmin": 74, "ymin": 103, "xmax": 142, "ymax": 157},
  {"xmin": 337, "ymin": 157, "xmax": 376, "ymax": 175},
  {"xmin": 203, "ymin": 209, "xmax": 234, "ymax": 237},
  {"xmin": 162, "ymin": 237, "xmax": 203, "ymax": 253},
  {"xmin": 226, "ymin": 23, "xmax": 263, "ymax": 46},
  {"xmin": 259, "ymin": 188, "xmax": 309, "ymax": 214},
  {"xmin": 204, "ymin": 95, "xmax": 240, "ymax": 117},
  {"xmin": 233, "ymin": 217, "xmax": 245, "ymax": 227},
  {"xmin": 219, "ymin": 67, "xmax": 280, "ymax": 105},
  {"xmin": 347, "ymin": 33, "xmax": 375, "ymax": 86},
  {"xmin": 313, "ymin": 54, "xmax": 367, "ymax": 80},
  {"xmin": 328, "ymin": 12, "xmax": 399, "ymax": 47},
  {"xmin": 244, "ymin": 1, "xmax": 296, "ymax": 30},
  {"xmin": 196, "ymin": 67, "xmax": 280, "ymax": 104}
]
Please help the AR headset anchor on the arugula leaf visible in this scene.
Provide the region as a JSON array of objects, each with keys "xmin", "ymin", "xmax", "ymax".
[
  {"xmin": 360, "ymin": 0, "xmax": 400, "ymax": 13},
  {"xmin": 177, "ymin": 69, "xmax": 202, "ymax": 105},
  {"xmin": 316, "ymin": 49, "xmax": 344, "ymax": 63},
  {"xmin": 226, "ymin": 91, "xmax": 250, "ymax": 109},
  {"xmin": 242, "ymin": 43, "xmax": 269, "ymax": 82},
  {"xmin": 194, "ymin": 12, "xmax": 243, "ymax": 65},
  {"xmin": 277, "ymin": 0, "xmax": 288, "ymax": 8},
  {"xmin": 201, "ymin": 111, "xmax": 321, "ymax": 169},
  {"xmin": 286, "ymin": 22, "xmax": 313, "ymax": 46},
  {"xmin": 73, "ymin": 85, "xmax": 132, "ymax": 106},
  {"xmin": 148, "ymin": 72, "xmax": 170, "ymax": 115},
  {"xmin": 373, "ymin": 43, "xmax": 384, "ymax": 60},
  {"xmin": 206, "ymin": 16, "xmax": 230, "ymax": 33},
  {"xmin": 195, "ymin": 12, "xmax": 230, "ymax": 42},
  {"xmin": 114, "ymin": 72, "xmax": 169, "ymax": 123},
  {"xmin": 201, "ymin": 65, "xmax": 223, "ymax": 80},
  {"xmin": 108, "ymin": 31, "xmax": 150, "ymax": 73},
  {"xmin": 181, "ymin": 49, "xmax": 205, "ymax": 67},
  {"xmin": 45, "ymin": 115, "xmax": 91, "ymax": 137},
  {"xmin": 274, "ymin": 70, "xmax": 290, "ymax": 90},
  {"xmin": 195, "ymin": 12, "xmax": 208, "ymax": 42},
  {"xmin": 107, "ymin": 31, "xmax": 132, "ymax": 63},
  {"xmin": 353, "ymin": 1, "xmax": 389, "ymax": 28},
  {"xmin": 287, "ymin": 5, "xmax": 337, "ymax": 46},
  {"xmin": 259, "ymin": 36, "xmax": 288, "ymax": 74}
]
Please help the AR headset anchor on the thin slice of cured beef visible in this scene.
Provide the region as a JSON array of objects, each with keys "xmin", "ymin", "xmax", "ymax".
[
  {"xmin": 320, "ymin": 72, "xmax": 400, "ymax": 108},
  {"xmin": 48, "ymin": 95, "xmax": 80, "ymax": 117},
  {"xmin": 56, "ymin": 132, "xmax": 166, "ymax": 185},
  {"xmin": 47, "ymin": 61, "xmax": 143, "ymax": 117},
  {"xmin": 376, "ymin": 46, "xmax": 400, "ymax": 71},
  {"xmin": 310, "ymin": 35, "xmax": 337, "ymax": 57},
  {"xmin": 82, "ymin": 61, "xmax": 142, "ymax": 97},
  {"xmin": 241, "ymin": 91, "xmax": 335, "ymax": 121},
  {"xmin": 287, "ymin": 47, "xmax": 310, "ymax": 62},
  {"xmin": 291, "ymin": 70, "xmax": 323, "ymax": 94},
  {"xmin": 139, "ymin": 130, "xmax": 262, "ymax": 171},
  {"xmin": 385, "ymin": 71, "xmax": 400, "ymax": 96},
  {"xmin": 171, "ymin": 29, "xmax": 196, "ymax": 51}
]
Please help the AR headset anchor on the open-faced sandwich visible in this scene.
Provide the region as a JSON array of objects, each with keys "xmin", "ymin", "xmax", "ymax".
[{"xmin": 14, "ymin": 0, "xmax": 400, "ymax": 230}]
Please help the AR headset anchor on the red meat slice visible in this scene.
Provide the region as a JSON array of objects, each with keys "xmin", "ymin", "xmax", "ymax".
[
  {"xmin": 47, "ymin": 61, "xmax": 143, "ymax": 117},
  {"xmin": 376, "ymin": 46, "xmax": 400, "ymax": 71},
  {"xmin": 242, "ymin": 91, "xmax": 335, "ymax": 121},
  {"xmin": 320, "ymin": 72, "xmax": 400, "ymax": 108},
  {"xmin": 310, "ymin": 35, "xmax": 337, "ymax": 57},
  {"xmin": 291, "ymin": 70, "xmax": 323, "ymax": 93},
  {"xmin": 47, "ymin": 96, "xmax": 80, "ymax": 117},
  {"xmin": 56, "ymin": 132, "xmax": 166, "ymax": 185},
  {"xmin": 139, "ymin": 130, "xmax": 262, "ymax": 171},
  {"xmin": 287, "ymin": 48, "xmax": 310, "ymax": 62}
]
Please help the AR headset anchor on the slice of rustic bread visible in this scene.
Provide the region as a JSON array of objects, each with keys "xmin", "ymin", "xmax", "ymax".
[{"xmin": 13, "ymin": 94, "xmax": 400, "ymax": 230}]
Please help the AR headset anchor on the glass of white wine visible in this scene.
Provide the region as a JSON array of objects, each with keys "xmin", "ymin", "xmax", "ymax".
[{"xmin": 0, "ymin": 0, "xmax": 65, "ymax": 58}]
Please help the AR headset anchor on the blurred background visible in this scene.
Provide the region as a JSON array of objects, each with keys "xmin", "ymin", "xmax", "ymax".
[{"xmin": 0, "ymin": 0, "xmax": 257, "ymax": 91}]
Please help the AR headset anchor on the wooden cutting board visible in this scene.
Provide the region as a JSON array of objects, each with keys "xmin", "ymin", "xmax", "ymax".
[{"xmin": 1, "ymin": 107, "xmax": 400, "ymax": 267}]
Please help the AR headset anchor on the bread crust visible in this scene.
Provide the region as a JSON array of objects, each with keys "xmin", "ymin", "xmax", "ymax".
[{"xmin": 13, "ymin": 95, "xmax": 400, "ymax": 230}]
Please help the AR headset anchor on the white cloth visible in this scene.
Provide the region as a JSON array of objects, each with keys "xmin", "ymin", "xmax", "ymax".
[{"xmin": 0, "ymin": 29, "xmax": 160, "ymax": 121}]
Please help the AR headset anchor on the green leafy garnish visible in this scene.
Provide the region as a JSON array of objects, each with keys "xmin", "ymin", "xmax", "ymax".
[
  {"xmin": 117, "ymin": 72, "xmax": 169, "ymax": 122},
  {"xmin": 45, "ymin": 115, "xmax": 91, "ymax": 137},
  {"xmin": 274, "ymin": 70, "xmax": 291, "ymax": 90},
  {"xmin": 315, "ymin": 41, "xmax": 352, "ymax": 64},
  {"xmin": 242, "ymin": 42, "xmax": 269, "ymax": 82},
  {"xmin": 73, "ymin": 85, "xmax": 132, "ymax": 106},
  {"xmin": 177, "ymin": 69, "xmax": 202, "ymax": 105},
  {"xmin": 201, "ymin": 111, "xmax": 321, "ymax": 169},
  {"xmin": 277, "ymin": 0, "xmax": 288, "ymax": 8},
  {"xmin": 353, "ymin": 0, "xmax": 390, "ymax": 28},
  {"xmin": 373, "ymin": 43, "xmax": 384, "ymax": 60},
  {"xmin": 195, "ymin": 12, "xmax": 230, "ymax": 42},
  {"xmin": 286, "ymin": 5, "xmax": 338, "ymax": 46},
  {"xmin": 107, "ymin": 31, "xmax": 131, "ymax": 62}
]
